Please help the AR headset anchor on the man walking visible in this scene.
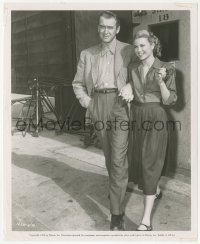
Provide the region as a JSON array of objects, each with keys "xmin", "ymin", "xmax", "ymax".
[{"xmin": 72, "ymin": 11, "xmax": 133, "ymax": 230}]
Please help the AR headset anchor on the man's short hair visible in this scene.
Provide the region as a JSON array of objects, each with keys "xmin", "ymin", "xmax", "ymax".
[{"xmin": 99, "ymin": 11, "xmax": 120, "ymax": 27}]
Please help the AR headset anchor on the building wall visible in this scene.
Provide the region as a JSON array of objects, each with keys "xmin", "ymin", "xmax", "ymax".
[
  {"xmin": 74, "ymin": 11, "xmax": 100, "ymax": 60},
  {"xmin": 132, "ymin": 11, "xmax": 191, "ymax": 174},
  {"xmin": 11, "ymin": 11, "xmax": 76, "ymax": 93}
]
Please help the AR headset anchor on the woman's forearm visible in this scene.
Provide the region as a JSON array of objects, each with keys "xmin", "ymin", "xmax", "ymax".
[{"xmin": 159, "ymin": 81, "xmax": 170, "ymax": 102}]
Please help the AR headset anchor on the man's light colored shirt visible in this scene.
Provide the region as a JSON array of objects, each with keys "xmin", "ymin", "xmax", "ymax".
[{"xmin": 96, "ymin": 39, "xmax": 117, "ymax": 89}]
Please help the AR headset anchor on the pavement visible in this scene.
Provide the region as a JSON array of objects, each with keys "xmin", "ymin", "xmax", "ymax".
[{"xmin": 11, "ymin": 127, "xmax": 191, "ymax": 232}]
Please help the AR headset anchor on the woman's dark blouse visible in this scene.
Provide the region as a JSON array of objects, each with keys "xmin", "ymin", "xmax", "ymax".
[{"xmin": 129, "ymin": 57, "xmax": 177, "ymax": 105}]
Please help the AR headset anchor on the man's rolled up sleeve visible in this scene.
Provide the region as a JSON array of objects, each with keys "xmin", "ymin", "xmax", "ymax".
[{"xmin": 162, "ymin": 66, "xmax": 178, "ymax": 105}]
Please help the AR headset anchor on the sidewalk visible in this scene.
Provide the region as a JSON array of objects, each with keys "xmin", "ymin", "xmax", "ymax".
[{"xmin": 11, "ymin": 129, "xmax": 191, "ymax": 231}]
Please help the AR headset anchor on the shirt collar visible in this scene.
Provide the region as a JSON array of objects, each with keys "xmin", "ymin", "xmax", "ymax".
[
  {"xmin": 101, "ymin": 38, "xmax": 116, "ymax": 56},
  {"xmin": 136, "ymin": 57, "xmax": 163, "ymax": 71},
  {"xmin": 151, "ymin": 57, "xmax": 163, "ymax": 69}
]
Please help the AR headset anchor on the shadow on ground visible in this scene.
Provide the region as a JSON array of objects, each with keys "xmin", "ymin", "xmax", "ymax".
[{"xmin": 12, "ymin": 152, "xmax": 137, "ymax": 231}]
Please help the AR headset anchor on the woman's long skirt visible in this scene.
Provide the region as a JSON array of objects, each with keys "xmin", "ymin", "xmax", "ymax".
[{"xmin": 128, "ymin": 101, "xmax": 168, "ymax": 195}]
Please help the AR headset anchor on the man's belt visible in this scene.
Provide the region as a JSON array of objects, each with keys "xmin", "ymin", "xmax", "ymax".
[{"xmin": 94, "ymin": 88, "xmax": 118, "ymax": 94}]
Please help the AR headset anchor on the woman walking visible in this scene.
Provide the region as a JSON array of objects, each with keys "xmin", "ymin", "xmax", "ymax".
[{"xmin": 120, "ymin": 30, "xmax": 177, "ymax": 231}]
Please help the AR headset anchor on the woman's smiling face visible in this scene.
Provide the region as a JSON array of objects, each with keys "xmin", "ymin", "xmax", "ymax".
[{"xmin": 134, "ymin": 37, "xmax": 155, "ymax": 61}]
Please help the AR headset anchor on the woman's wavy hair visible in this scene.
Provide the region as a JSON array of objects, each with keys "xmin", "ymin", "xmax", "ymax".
[{"xmin": 134, "ymin": 30, "xmax": 162, "ymax": 57}]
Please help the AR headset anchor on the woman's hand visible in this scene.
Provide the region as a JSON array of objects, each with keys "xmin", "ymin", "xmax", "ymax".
[
  {"xmin": 155, "ymin": 67, "xmax": 171, "ymax": 103},
  {"xmin": 155, "ymin": 68, "xmax": 167, "ymax": 86},
  {"xmin": 119, "ymin": 83, "xmax": 134, "ymax": 102}
]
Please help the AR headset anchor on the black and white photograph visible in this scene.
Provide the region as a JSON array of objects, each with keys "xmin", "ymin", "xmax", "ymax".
[{"xmin": 2, "ymin": 1, "xmax": 198, "ymax": 242}]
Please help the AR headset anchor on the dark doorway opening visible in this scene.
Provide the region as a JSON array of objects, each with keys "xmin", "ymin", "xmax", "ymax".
[{"xmin": 149, "ymin": 21, "xmax": 179, "ymax": 62}]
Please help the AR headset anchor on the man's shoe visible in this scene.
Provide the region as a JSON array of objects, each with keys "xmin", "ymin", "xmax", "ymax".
[
  {"xmin": 110, "ymin": 214, "xmax": 125, "ymax": 231},
  {"xmin": 120, "ymin": 212, "xmax": 125, "ymax": 230}
]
